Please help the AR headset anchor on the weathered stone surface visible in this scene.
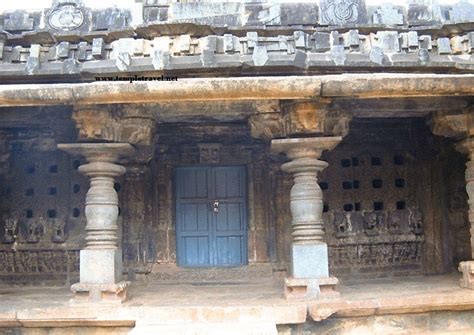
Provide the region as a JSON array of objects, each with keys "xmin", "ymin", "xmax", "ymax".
[
  {"xmin": 450, "ymin": 2, "xmax": 474, "ymax": 24},
  {"xmin": 292, "ymin": 243, "xmax": 329, "ymax": 278},
  {"xmin": 3, "ymin": 10, "xmax": 34, "ymax": 31},
  {"xmin": 371, "ymin": 4, "xmax": 404, "ymax": 25},
  {"xmin": 92, "ymin": 7, "xmax": 131, "ymax": 31},
  {"xmin": 280, "ymin": 3, "xmax": 318, "ymax": 26},
  {"xmin": 320, "ymin": 0, "xmax": 367, "ymax": 26},
  {"xmin": 252, "ymin": 46, "xmax": 268, "ymax": 66},
  {"xmin": 170, "ymin": 2, "xmax": 243, "ymax": 26}
]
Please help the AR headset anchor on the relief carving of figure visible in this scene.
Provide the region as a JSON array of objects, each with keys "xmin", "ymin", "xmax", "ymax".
[
  {"xmin": 364, "ymin": 211, "xmax": 385, "ymax": 236},
  {"xmin": 387, "ymin": 210, "xmax": 403, "ymax": 233},
  {"xmin": 26, "ymin": 217, "xmax": 45, "ymax": 243},
  {"xmin": 52, "ymin": 219, "xmax": 67, "ymax": 243},
  {"xmin": 408, "ymin": 206, "xmax": 423, "ymax": 235},
  {"xmin": 3, "ymin": 217, "xmax": 18, "ymax": 243}
]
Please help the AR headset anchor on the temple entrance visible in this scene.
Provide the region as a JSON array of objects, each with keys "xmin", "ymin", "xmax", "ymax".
[{"xmin": 175, "ymin": 166, "xmax": 248, "ymax": 267}]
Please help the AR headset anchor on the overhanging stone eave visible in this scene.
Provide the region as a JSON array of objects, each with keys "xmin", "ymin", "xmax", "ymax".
[{"xmin": 0, "ymin": 73, "xmax": 472, "ymax": 107}]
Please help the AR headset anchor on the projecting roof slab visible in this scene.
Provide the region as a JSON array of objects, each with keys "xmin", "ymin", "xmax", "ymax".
[{"xmin": 0, "ymin": 1, "xmax": 472, "ymax": 82}]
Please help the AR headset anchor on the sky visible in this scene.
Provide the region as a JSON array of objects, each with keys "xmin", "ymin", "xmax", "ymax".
[{"xmin": 0, "ymin": 0, "xmax": 471, "ymax": 11}]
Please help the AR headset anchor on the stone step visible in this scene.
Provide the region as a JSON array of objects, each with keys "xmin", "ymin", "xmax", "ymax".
[
  {"xmin": 143, "ymin": 264, "xmax": 275, "ymax": 283},
  {"xmin": 129, "ymin": 322, "xmax": 278, "ymax": 335}
]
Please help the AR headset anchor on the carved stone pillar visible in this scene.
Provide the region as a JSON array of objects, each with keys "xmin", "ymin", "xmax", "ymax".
[
  {"xmin": 457, "ymin": 137, "xmax": 474, "ymax": 289},
  {"xmin": 58, "ymin": 143, "xmax": 135, "ymax": 303},
  {"xmin": 271, "ymin": 137, "xmax": 341, "ymax": 300}
]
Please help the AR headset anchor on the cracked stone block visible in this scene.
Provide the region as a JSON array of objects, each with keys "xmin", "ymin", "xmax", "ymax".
[
  {"xmin": 437, "ymin": 38, "xmax": 452, "ymax": 55},
  {"xmin": 245, "ymin": 3, "xmax": 281, "ymax": 26},
  {"xmin": 92, "ymin": 7, "xmax": 131, "ymax": 31},
  {"xmin": 29, "ymin": 44, "xmax": 41, "ymax": 59},
  {"xmin": 372, "ymin": 4, "xmax": 404, "ymax": 25},
  {"xmin": 77, "ymin": 42, "xmax": 88, "ymax": 60},
  {"xmin": 376, "ymin": 31, "xmax": 400, "ymax": 53},
  {"xmin": 330, "ymin": 31, "xmax": 342, "ymax": 47},
  {"xmin": 407, "ymin": 3, "xmax": 433, "ymax": 25},
  {"xmin": 170, "ymin": 2, "xmax": 243, "ymax": 26},
  {"xmin": 450, "ymin": 2, "xmax": 474, "ymax": 24},
  {"xmin": 56, "ymin": 41, "xmax": 70, "ymax": 59},
  {"xmin": 451, "ymin": 36, "xmax": 465, "ymax": 55},
  {"xmin": 419, "ymin": 48, "xmax": 429, "ymax": 65},
  {"xmin": 419, "ymin": 35, "xmax": 432, "ymax": 50},
  {"xmin": 247, "ymin": 32, "xmax": 258, "ymax": 49},
  {"xmin": 25, "ymin": 57, "xmax": 39, "ymax": 75},
  {"xmin": 4, "ymin": 10, "xmax": 34, "ymax": 31},
  {"xmin": 313, "ymin": 32, "xmax": 330, "ymax": 52},
  {"xmin": 408, "ymin": 31, "xmax": 419, "ymax": 50},
  {"xmin": 173, "ymin": 35, "xmax": 191, "ymax": 53},
  {"xmin": 468, "ymin": 33, "xmax": 474, "ymax": 54},
  {"xmin": 294, "ymin": 31, "xmax": 306, "ymax": 48},
  {"xmin": 63, "ymin": 58, "xmax": 80, "ymax": 74},
  {"xmin": 369, "ymin": 46, "xmax": 384, "ymax": 65},
  {"xmin": 320, "ymin": 0, "xmax": 368, "ymax": 26},
  {"xmin": 280, "ymin": 3, "xmax": 318, "ymax": 25},
  {"xmin": 331, "ymin": 45, "xmax": 346, "ymax": 65},
  {"xmin": 344, "ymin": 30, "xmax": 360, "ymax": 49},
  {"xmin": 92, "ymin": 38, "xmax": 105, "ymax": 59},
  {"xmin": 252, "ymin": 45, "xmax": 268, "ymax": 66},
  {"xmin": 223, "ymin": 34, "xmax": 234, "ymax": 52},
  {"xmin": 116, "ymin": 52, "xmax": 131, "ymax": 71},
  {"xmin": 152, "ymin": 50, "xmax": 170, "ymax": 70}
]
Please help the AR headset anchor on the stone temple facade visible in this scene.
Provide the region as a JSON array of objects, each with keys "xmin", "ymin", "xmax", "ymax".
[{"xmin": 0, "ymin": 0, "xmax": 473, "ymax": 333}]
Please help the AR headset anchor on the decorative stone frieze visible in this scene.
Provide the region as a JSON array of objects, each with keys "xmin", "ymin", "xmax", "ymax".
[
  {"xmin": 430, "ymin": 108, "xmax": 474, "ymax": 140},
  {"xmin": 271, "ymin": 136, "xmax": 342, "ymax": 300},
  {"xmin": 58, "ymin": 143, "xmax": 135, "ymax": 303},
  {"xmin": 72, "ymin": 105, "xmax": 156, "ymax": 148}
]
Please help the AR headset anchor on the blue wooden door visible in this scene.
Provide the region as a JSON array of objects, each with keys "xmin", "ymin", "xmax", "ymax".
[{"xmin": 175, "ymin": 166, "xmax": 248, "ymax": 267}]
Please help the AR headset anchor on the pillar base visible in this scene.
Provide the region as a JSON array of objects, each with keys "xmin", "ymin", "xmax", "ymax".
[
  {"xmin": 291, "ymin": 243, "xmax": 329, "ymax": 278},
  {"xmin": 70, "ymin": 281, "xmax": 130, "ymax": 305},
  {"xmin": 80, "ymin": 248, "xmax": 123, "ymax": 284},
  {"xmin": 459, "ymin": 261, "xmax": 474, "ymax": 289},
  {"xmin": 284, "ymin": 277, "xmax": 339, "ymax": 301}
]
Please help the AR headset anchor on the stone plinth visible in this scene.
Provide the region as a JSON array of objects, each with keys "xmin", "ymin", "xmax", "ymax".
[
  {"xmin": 271, "ymin": 137, "xmax": 342, "ymax": 300},
  {"xmin": 58, "ymin": 143, "xmax": 135, "ymax": 304}
]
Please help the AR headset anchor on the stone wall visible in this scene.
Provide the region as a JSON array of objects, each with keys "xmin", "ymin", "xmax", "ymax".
[{"xmin": 0, "ymin": 116, "xmax": 469, "ymax": 283}]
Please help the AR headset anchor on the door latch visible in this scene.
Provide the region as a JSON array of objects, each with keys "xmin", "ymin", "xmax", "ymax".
[{"xmin": 213, "ymin": 200, "xmax": 220, "ymax": 213}]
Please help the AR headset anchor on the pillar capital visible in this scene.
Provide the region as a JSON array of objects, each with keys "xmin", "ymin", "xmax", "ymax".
[
  {"xmin": 58, "ymin": 143, "xmax": 135, "ymax": 163},
  {"xmin": 249, "ymin": 99, "xmax": 352, "ymax": 141},
  {"xmin": 72, "ymin": 104, "xmax": 156, "ymax": 147},
  {"xmin": 430, "ymin": 107, "xmax": 474, "ymax": 140}
]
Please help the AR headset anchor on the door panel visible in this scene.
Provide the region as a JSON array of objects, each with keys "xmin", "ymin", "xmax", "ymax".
[{"xmin": 175, "ymin": 166, "xmax": 247, "ymax": 267}]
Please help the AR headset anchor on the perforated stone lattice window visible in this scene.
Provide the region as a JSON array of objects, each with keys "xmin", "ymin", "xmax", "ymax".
[
  {"xmin": 320, "ymin": 150, "xmax": 412, "ymax": 213},
  {"xmin": 1, "ymin": 150, "xmax": 93, "ymax": 245}
]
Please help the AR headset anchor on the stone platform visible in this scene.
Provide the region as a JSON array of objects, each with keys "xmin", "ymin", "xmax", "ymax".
[{"xmin": 1, "ymin": 274, "xmax": 474, "ymax": 334}]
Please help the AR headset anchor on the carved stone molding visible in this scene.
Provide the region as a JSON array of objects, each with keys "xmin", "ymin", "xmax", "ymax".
[
  {"xmin": 283, "ymin": 100, "xmax": 352, "ymax": 137},
  {"xmin": 249, "ymin": 99, "xmax": 352, "ymax": 140},
  {"xmin": 430, "ymin": 107, "xmax": 474, "ymax": 140},
  {"xmin": 72, "ymin": 105, "xmax": 156, "ymax": 150}
]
